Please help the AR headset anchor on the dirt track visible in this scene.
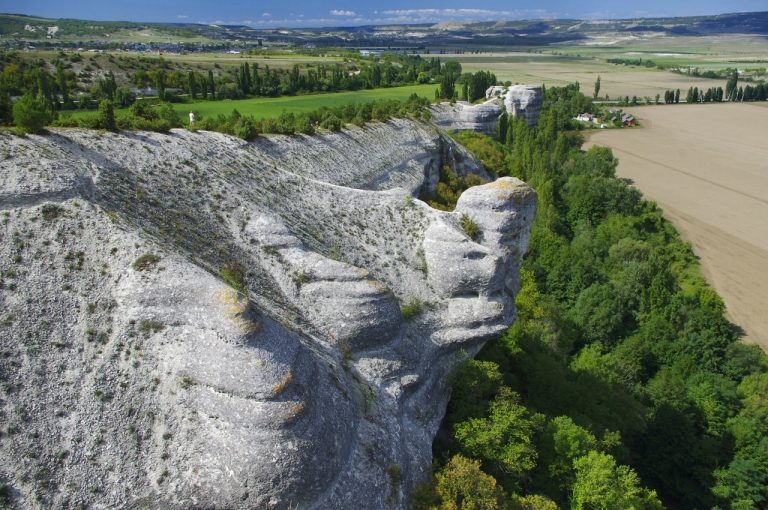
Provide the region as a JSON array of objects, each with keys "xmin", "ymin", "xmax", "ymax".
[{"xmin": 586, "ymin": 103, "xmax": 768, "ymax": 349}]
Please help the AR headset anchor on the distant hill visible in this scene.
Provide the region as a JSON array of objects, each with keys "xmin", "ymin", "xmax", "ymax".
[{"xmin": 1, "ymin": 11, "xmax": 767, "ymax": 47}]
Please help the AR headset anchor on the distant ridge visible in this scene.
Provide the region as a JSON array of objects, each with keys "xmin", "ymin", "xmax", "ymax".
[{"xmin": 1, "ymin": 10, "xmax": 767, "ymax": 46}]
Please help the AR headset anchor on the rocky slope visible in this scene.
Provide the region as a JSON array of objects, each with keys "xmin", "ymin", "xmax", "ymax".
[{"xmin": 0, "ymin": 119, "xmax": 534, "ymax": 509}]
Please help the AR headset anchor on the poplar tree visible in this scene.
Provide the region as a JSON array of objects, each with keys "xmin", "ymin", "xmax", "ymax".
[{"xmin": 208, "ymin": 70, "xmax": 215, "ymax": 100}]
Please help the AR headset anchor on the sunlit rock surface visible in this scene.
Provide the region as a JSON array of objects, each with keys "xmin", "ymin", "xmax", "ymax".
[{"xmin": 0, "ymin": 120, "xmax": 534, "ymax": 509}]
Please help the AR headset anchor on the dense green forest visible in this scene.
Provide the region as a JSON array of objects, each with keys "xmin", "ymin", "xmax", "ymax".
[{"xmin": 415, "ymin": 85, "xmax": 768, "ymax": 509}]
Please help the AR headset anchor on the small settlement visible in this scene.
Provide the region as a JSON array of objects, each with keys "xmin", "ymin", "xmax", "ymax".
[{"xmin": 574, "ymin": 108, "xmax": 636, "ymax": 128}]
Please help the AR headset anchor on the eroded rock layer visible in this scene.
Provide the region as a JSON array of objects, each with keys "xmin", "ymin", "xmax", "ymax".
[{"xmin": 0, "ymin": 120, "xmax": 534, "ymax": 509}]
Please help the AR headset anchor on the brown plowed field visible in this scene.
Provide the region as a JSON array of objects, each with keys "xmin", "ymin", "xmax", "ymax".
[{"xmin": 586, "ymin": 103, "xmax": 768, "ymax": 349}]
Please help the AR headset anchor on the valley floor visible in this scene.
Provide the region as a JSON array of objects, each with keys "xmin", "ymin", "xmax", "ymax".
[{"xmin": 587, "ymin": 103, "xmax": 768, "ymax": 349}]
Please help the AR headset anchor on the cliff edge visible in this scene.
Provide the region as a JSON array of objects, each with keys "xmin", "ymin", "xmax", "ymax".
[{"xmin": 0, "ymin": 120, "xmax": 534, "ymax": 509}]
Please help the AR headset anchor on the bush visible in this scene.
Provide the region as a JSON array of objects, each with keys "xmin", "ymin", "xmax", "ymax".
[
  {"xmin": 114, "ymin": 86, "xmax": 136, "ymax": 108},
  {"xmin": 401, "ymin": 298, "xmax": 423, "ymax": 321},
  {"xmin": 294, "ymin": 114, "xmax": 315, "ymax": 135},
  {"xmin": 138, "ymin": 319, "xmax": 165, "ymax": 335},
  {"xmin": 41, "ymin": 204, "xmax": 63, "ymax": 221},
  {"xmin": 97, "ymin": 100, "xmax": 117, "ymax": 131},
  {"xmin": 129, "ymin": 100, "xmax": 156, "ymax": 120},
  {"xmin": 132, "ymin": 253, "xmax": 161, "ymax": 271},
  {"xmin": 320, "ymin": 114, "xmax": 342, "ymax": 131},
  {"xmin": 12, "ymin": 94, "xmax": 54, "ymax": 134},
  {"xmin": 154, "ymin": 103, "xmax": 180, "ymax": 127},
  {"xmin": 219, "ymin": 262, "xmax": 247, "ymax": 293},
  {"xmin": 233, "ymin": 116, "xmax": 258, "ymax": 140}
]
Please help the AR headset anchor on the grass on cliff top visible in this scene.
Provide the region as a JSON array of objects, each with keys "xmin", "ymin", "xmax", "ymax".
[
  {"xmin": 176, "ymin": 84, "xmax": 438, "ymax": 119},
  {"xmin": 65, "ymin": 84, "xmax": 438, "ymax": 122}
]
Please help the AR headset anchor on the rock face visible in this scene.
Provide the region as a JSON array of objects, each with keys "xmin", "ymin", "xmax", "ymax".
[
  {"xmin": 485, "ymin": 85, "xmax": 506, "ymax": 99},
  {"xmin": 504, "ymin": 85, "xmax": 543, "ymax": 126},
  {"xmin": 429, "ymin": 100, "xmax": 504, "ymax": 135},
  {"xmin": 0, "ymin": 120, "xmax": 534, "ymax": 509},
  {"xmin": 429, "ymin": 85, "xmax": 543, "ymax": 134}
]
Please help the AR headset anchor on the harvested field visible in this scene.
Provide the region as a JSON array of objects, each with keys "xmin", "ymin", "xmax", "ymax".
[
  {"xmin": 445, "ymin": 53, "xmax": 734, "ymax": 100},
  {"xmin": 586, "ymin": 103, "xmax": 768, "ymax": 349}
]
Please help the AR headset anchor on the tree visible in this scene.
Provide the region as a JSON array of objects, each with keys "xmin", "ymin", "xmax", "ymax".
[
  {"xmin": 593, "ymin": 75, "xmax": 601, "ymax": 99},
  {"xmin": 0, "ymin": 86, "xmax": 12, "ymax": 125},
  {"xmin": 56, "ymin": 63, "xmax": 70, "ymax": 108},
  {"xmin": 675, "ymin": 88, "xmax": 680, "ymax": 103},
  {"xmin": 12, "ymin": 93, "xmax": 54, "ymax": 134},
  {"xmin": 36, "ymin": 70, "xmax": 54, "ymax": 108},
  {"xmin": 155, "ymin": 70, "xmax": 166, "ymax": 101},
  {"xmin": 571, "ymin": 451, "xmax": 664, "ymax": 510},
  {"xmin": 439, "ymin": 72, "xmax": 457, "ymax": 100},
  {"xmin": 498, "ymin": 111, "xmax": 508, "ymax": 144},
  {"xmin": 725, "ymin": 69, "xmax": 739, "ymax": 101},
  {"xmin": 97, "ymin": 99, "xmax": 117, "ymax": 131},
  {"xmin": 454, "ymin": 387, "xmax": 544, "ymax": 483},
  {"xmin": 432, "ymin": 455, "xmax": 507, "ymax": 510},
  {"xmin": 187, "ymin": 71, "xmax": 196, "ymax": 99},
  {"xmin": 207, "ymin": 70, "xmax": 215, "ymax": 100},
  {"xmin": 570, "ymin": 284, "xmax": 627, "ymax": 345}
]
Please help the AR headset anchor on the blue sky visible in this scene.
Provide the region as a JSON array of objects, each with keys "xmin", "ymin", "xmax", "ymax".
[{"xmin": 3, "ymin": 0, "xmax": 767, "ymax": 26}]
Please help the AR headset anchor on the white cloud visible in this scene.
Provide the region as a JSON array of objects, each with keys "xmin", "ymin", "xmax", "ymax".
[
  {"xmin": 380, "ymin": 8, "xmax": 550, "ymax": 22},
  {"xmin": 262, "ymin": 12, "xmax": 272, "ymax": 17},
  {"xmin": 176, "ymin": 15, "xmax": 188, "ymax": 19},
  {"xmin": 330, "ymin": 9, "xmax": 357, "ymax": 16}
]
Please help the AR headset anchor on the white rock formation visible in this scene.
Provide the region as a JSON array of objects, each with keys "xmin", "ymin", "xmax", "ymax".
[
  {"xmin": 429, "ymin": 85, "xmax": 543, "ymax": 134},
  {"xmin": 504, "ymin": 85, "xmax": 543, "ymax": 126},
  {"xmin": 0, "ymin": 120, "xmax": 534, "ymax": 509},
  {"xmin": 485, "ymin": 85, "xmax": 506, "ymax": 99},
  {"xmin": 429, "ymin": 100, "xmax": 504, "ymax": 135}
]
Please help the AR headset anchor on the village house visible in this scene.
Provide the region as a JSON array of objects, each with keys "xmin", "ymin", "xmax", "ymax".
[{"xmin": 621, "ymin": 113, "xmax": 636, "ymax": 126}]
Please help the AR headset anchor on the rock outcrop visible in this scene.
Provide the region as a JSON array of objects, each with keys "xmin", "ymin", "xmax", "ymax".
[
  {"xmin": 429, "ymin": 85, "xmax": 543, "ymax": 134},
  {"xmin": 504, "ymin": 85, "xmax": 543, "ymax": 126},
  {"xmin": 429, "ymin": 100, "xmax": 504, "ymax": 135},
  {"xmin": 0, "ymin": 120, "xmax": 534, "ymax": 509}
]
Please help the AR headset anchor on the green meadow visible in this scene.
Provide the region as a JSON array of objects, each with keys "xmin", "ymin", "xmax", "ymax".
[{"xmin": 64, "ymin": 84, "xmax": 439, "ymax": 122}]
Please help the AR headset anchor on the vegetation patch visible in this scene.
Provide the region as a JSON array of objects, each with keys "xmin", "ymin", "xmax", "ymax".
[
  {"xmin": 459, "ymin": 214, "xmax": 481, "ymax": 242},
  {"xmin": 40, "ymin": 204, "xmax": 64, "ymax": 221},
  {"xmin": 272, "ymin": 371, "xmax": 293, "ymax": 397},
  {"xmin": 138, "ymin": 319, "xmax": 165, "ymax": 336},
  {"xmin": 422, "ymin": 165, "xmax": 487, "ymax": 211},
  {"xmin": 387, "ymin": 464, "xmax": 403, "ymax": 498},
  {"xmin": 219, "ymin": 261, "xmax": 247, "ymax": 294},
  {"xmin": 132, "ymin": 253, "xmax": 161, "ymax": 271},
  {"xmin": 400, "ymin": 299, "xmax": 423, "ymax": 321}
]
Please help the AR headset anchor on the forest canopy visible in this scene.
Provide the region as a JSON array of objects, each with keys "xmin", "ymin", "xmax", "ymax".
[{"xmin": 416, "ymin": 84, "xmax": 768, "ymax": 510}]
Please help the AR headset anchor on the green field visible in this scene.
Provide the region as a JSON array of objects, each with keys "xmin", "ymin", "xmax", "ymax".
[
  {"xmin": 177, "ymin": 84, "xmax": 438, "ymax": 119},
  {"xmin": 65, "ymin": 84, "xmax": 439, "ymax": 122}
]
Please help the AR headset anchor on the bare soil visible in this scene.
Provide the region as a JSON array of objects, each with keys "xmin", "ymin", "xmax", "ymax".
[{"xmin": 586, "ymin": 103, "xmax": 768, "ymax": 349}]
